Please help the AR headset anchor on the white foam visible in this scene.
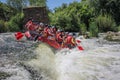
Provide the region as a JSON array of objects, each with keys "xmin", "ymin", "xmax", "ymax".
[
  {"xmin": 3, "ymin": 38, "xmax": 120, "ymax": 80},
  {"xmin": 55, "ymin": 39, "xmax": 120, "ymax": 80}
]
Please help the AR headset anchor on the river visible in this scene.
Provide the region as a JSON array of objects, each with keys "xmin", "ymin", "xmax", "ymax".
[{"xmin": 0, "ymin": 33, "xmax": 120, "ymax": 80}]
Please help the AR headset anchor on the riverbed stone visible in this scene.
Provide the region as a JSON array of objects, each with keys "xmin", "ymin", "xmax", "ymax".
[
  {"xmin": 105, "ymin": 31, "xmax": 120, "ymax": 41},
  {"xmin": 0, "ymin": 71, "xmax": 11, "ymax": 80}
]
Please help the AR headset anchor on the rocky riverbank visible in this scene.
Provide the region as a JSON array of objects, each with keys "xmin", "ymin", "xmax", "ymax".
[
  {"xmin": 0, "ymin": 33, "xmax": 42, "ymax": 80},
  {"xmin": 104, "ymin": 31, "xmax": 120, "ymax": 41}
]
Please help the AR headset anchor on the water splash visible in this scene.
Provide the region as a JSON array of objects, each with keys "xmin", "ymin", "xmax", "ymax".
[
  {"xmin": 25, "ymin": 38, "xmax": 120, "ymax": 80},
  {"xmin": 1, "ymin": 33, "xmax": 120, "ymax": 80},
  {"xmin": 55, "ymin": 39, "xmax": 120, "ymax": 80},
  {"xmin": 25, "ymin": 43, "xmax": 58, "ymax": 80}
]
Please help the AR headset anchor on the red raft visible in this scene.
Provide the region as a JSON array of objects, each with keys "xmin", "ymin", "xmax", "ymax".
[
  {"xmin": 38, "ymin": 37, "xmax": 61, "ymax": 49},
  {"xmin": 38, "ymin": 37, "xmax": 84, "ymax": 50},
  {"xmin": 15, "ymin": 31, "xmax": 84, "ymax": 50}
]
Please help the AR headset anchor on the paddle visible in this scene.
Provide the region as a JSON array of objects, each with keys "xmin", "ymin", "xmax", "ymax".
[
  {"xmin": 77, "ymin": 45, "xmax": 84, "ymax": 50},
  {"xmin": 76, "ymin": 39, "xmax": 84, "ymax": 51},
  {"xmin": 76, "ymin": 40, "xmax": 81, "ymax": 43},
  {"xmin": 15, "ymin": 32, "xmax": 24, "ymax": 40}
]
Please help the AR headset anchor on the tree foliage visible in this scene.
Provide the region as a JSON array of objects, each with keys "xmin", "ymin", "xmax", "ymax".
[
  {"xmin": 6, "ymin": 0, "xmax": 47, "ymax": 12},
  {"xmin": 29, "ymin": 0, "xmax": 47, "ymax": 7},
  {"xmin": 6, "ymin": 0, "xmax": 28, "ymax": 12},
  {"xmin": 96, "ymin": 14, "xmax": 116, "ymax": 32},
  {"xmin": 1, "ymin": 0, "xmax": 120, "ymax": 33},
  {"xmin": 49, "ymin": 0, "xmax": 120, "ymax": 34},
  {"xmin": 89, "ymin": 0, "xmax": 120, "ymax": 25},
  {"xmin": 0, "ymin": 2, "xmax": 17, "ymax": 21},
  {"xmin": 49, "ymin": 1, "xmax": 92, "ymax": 32}
]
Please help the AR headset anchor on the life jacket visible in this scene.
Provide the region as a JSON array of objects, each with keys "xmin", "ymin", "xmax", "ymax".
[
  {"xmin": 51, "ymin": 27, "xmax": 57, "ymax": 34},
  {"xmin": 43, "ymin": 27, "xmax": 47, "ymax": 37},
  {"xmin": 25, "ymin": 31, "xmax": 31, "ymax": 38},
  {"xmin": 44, "ymin": 27, "xmax": 48, "ymax": 32},
  {"xmin": 56, "ymin": 32, "xmax": 63, "ymax": 43},
  {"xmin": 25, "ymin": 20, "xmax": 36, "ymax": 31},
  {"xmin": 65, "ymin": 35, "xmax": 76, "ymax": 46},
  {"xmin": 48, "ymin": 28, "xmax": 53, "ymax": 36},
  {"xmin": 36, "ymin": 25, "xmax": 43, "ymax": 34},
  {"xmin": 44, "ymin": 27, "xmax": 53, "ymax": 37}
]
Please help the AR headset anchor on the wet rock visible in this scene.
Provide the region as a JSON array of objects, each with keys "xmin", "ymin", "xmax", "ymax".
[
  {"xmin": 21, "ymin": 63, "xmax": 43, "ymax": 80},
  {"xmin": 0, "ymin": 71, "xmax": 11, "ymax": 80},
  {"xmin": 83, "ymin": 32, "xmax": 90, "ymax": 39},
  {"xmin": 0, "ymin": 33, "xmax": 39, "ymax": 61},
  {"xmin": 105, "ymin": 31, "xmax": 120, "ymax": 42},
  {"xmin": 0, "ymin": 33, "xmax": 42, "ymax": 80}
]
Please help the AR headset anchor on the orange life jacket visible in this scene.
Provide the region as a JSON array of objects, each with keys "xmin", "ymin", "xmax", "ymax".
[
  {"xmin": 51, "ymin": 28, "xmax": 57, "ymax": 34},
  {"xmin": 56, "ymin": 32, "xmax": 63, "ymax": 43},
  {"xmin": 65, "ymin": 35, "xmax": 76, "ymax": 46},
  {"xmin": 25, "ymin": 20, "xmax": 36, "ymax": 31},
  {"xmin": 44, "ymin": 27, "xmax": 53, "ymax": 37},
  {"xmin": 43, "ymin": 27, "xmax": 48, "ymax": 38},
  {"xmin": 44, "ymin": 27, "xmax": 48, "ymax": 32}
]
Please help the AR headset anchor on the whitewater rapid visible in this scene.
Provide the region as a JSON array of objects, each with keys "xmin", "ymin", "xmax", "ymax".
[
  {"xmin": 27, "ymin": 37, "xmax": 120, "ymax": 80},
  {"xmin": 0, "ymin": 34, "xmax": 120, "ymax": 80},
  {"xmin": 55, "ymin": 38, "xmax": 120, "ymax": 80}
]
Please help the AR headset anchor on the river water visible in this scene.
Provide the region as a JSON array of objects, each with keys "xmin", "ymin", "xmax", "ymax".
[
  {"xmin": 0, "ymin": 33, "xmax": 120, "ymax": 80},
  {"xmin": 55, "ymin": 38, "xmax": 120, "ymax": 80}
]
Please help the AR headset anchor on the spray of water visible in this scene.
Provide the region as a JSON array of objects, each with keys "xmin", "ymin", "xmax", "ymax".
[
  {"xmin": 25, "ymin": 43, "xmax": 58, "ymax": 80},
  {"xmin": 24, "ymin": 37, "xmax": 120, "ymax": 80},
  {"xmin": 55, "ymin": 38, "xmax": 120, "ymax": 80},
  {"xmin": 2, "ymin": 34, "xmax": 119, "ymax": 80}
]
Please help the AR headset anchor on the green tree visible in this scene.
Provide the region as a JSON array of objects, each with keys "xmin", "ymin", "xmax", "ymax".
[
  {"xmin": 49, "ymin": 1, "xmax": 93, "ymax": 32},
  {"xmin": 29, "ymin": 0, "xmax": 47, "ymax": 7},
  {"xmin": 6, "ymin": 0, "xmax": 28, "ymax": 12},
  {"xmin": 49, "ymin": 1, "xmax": 82, "ymax": 32},
  {"xmin": 89, "ymin": 0, "xmax": 120, "ymax": 25},
  {"xmin": 96, "ymin": 14, "xmax": 116, "ymax": 32},
  {"xmin": 0, "ymin": 2, "xmax": 17, "ymax": 21},
  {"xmin": 6, "ymin": 13, "xmax": 24, "ymax": 31},
  {"xmin": 79, "ymin": 1, "xmax": 94, "ymax": 31}
]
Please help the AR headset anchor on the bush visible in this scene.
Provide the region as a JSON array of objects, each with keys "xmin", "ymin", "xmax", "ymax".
[
  {"xmin": 96, "ymin": 14, "xmax": 116, "ymax": 32},
  {"xmin": 7, "ymin": 21, "xmax": 20, "ymax": 32},
  {"xmin": 0, "ymin": 20, "xmax": 9, "ymax": 33},
  {"xmin": 4, "ymin": 22, "xmax": 9, "ymax": 32},
  {"xmin": 79, "ymin": 23, "xmax": 87, "ymax": 35},
  {"xmin": 7, "ymin": 13, "xmax": 24, "ymax": 32},
  {"xmin": 89, "ymin": 22, "xmax": 98, "ymax": 37},
  {"xmin": 0, "ymin": 20, "xmax": 5, "ymax": 32},
  {"xmin": 118, "ymin": 25, "xmax": 120, "ymax": 31}
]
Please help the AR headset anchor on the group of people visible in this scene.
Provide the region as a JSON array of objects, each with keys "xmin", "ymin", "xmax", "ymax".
[{"xmin": 24, "ymin": 19, "xmax": 77, "ymax": 49}]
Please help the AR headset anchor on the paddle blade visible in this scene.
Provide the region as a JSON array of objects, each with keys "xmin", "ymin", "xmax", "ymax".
[
  {"xmin": 15, "ymin": 32, "xmax": 24, "ymax": 40},
  {"xmin": 25, "ymin": 31, "xmax": 31, "ymax": 38},
  {"xmin": 76, "ymin": 40, "xmax": 81, "ymax": 43},
  {"xmin": 77, "ymin": 46, "xmax": 84, "ymax": 50}
]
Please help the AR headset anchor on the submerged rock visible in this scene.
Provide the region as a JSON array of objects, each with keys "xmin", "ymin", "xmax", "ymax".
[
  {"xmin": 0, "ymin": 72, "xmax": 11, "ymax": 80},
  {"xmin": 105, "ymin": 31, "xmax": 120, "ymax": 41},
  {"xmin": 0, "ymin": 33, "xmax": 43, "ymax": 80}
]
